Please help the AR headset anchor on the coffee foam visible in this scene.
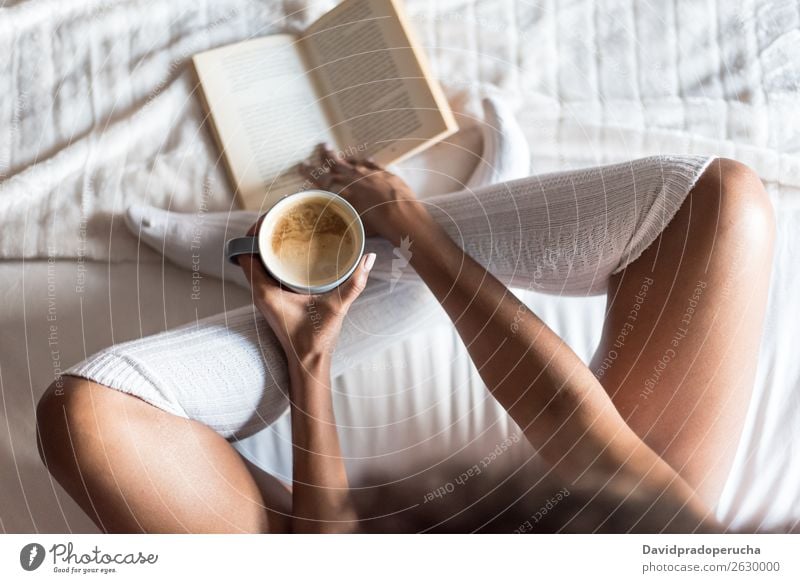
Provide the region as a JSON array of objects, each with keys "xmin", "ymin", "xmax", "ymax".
[{"xmin": 262, "ymin": 195, "xmax": 359, "ymax": 287}]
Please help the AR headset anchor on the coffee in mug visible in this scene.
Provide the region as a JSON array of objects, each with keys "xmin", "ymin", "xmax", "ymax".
[{"xmin": 226, "ymin": 190, "xmax": 365, "ymax": 293}]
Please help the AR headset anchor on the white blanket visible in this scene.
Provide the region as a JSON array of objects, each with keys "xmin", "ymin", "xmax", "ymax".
[
  {"xmin": 3, "ymin": 0, "xmax": 800, "ymax": 260},
  {"xmin": 2, "ymin": 0, "xmax": 800, "ymax": 532}
]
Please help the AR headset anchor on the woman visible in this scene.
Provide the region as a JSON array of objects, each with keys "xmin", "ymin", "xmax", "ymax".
[{"xmin": 36, "ymin": 147, "xmax": 774, "ymax": 533}]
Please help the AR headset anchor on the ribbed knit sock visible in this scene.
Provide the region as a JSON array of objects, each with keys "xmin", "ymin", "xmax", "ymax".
[{"xmin": 124, "ymin": 204, "xmax": 256, "ymax": 289}]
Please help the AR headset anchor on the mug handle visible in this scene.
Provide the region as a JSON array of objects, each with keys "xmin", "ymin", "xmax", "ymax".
[{"xmin": 225, "ymin": 236, "xmax": 260, "ymax": 265}]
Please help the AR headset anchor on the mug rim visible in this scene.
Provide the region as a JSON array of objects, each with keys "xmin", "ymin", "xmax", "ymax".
[{"xmin": 257, "ymin": 189, "xmax": 366, "ymax": 294}]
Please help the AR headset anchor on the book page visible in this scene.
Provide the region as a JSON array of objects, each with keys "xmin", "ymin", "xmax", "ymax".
[
  {"xmin": 193, "ymin": 35, "xmax": 336, "ymax": 210},
  {"xmin": 302, "ymin": 0, "xmax": 457, "ymax": 165}
]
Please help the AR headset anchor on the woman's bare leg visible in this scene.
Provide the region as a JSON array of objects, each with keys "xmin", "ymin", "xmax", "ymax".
[
  {"xmin": 591, "ymin": 159, "xmax": 774, "ymax": 506},
  {"xmin": 37, "ymin": 377, "xmax": 291, "ymax": 533}
]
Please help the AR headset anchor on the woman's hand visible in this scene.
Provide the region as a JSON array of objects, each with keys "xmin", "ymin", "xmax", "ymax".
[
  {"xmin": 236, "ymin": 219, "xmax": 375, "ymax": 368},
  {"xmin": 237, "ymin": 220, "xmax": 367, "ymax": 533},
  {"xmin": 299, "ymin": 144, "xmax": 426, "ymax": 245}
]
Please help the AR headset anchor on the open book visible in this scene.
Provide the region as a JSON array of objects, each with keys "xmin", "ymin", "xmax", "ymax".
[{"xmin": 193, "ymin": 0, "xmax": 458, "ymax": 210}]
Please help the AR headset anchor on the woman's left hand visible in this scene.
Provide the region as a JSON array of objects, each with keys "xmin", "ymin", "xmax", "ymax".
[{"xmin": 235, "ymin": 221, "xmax": 375, "ymax": 366}]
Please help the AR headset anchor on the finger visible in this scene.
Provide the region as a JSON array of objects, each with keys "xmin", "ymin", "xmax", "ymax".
[
  {"xmin": 317, "ymin": 171, "xmax": 335, "ymax": 190},
  {"xmin": 329, "ymin": 167, "xmax": 358, "ymax": 184},
  {"xmin": 236, "ymin": 246, "xmax": 281, "ymax": 298},
  {"xmin": 362, "ymin": 157, "xmax": 384, "ymax": 171},
  {"xmin": 315, "ymin": 142, "xmax": 330, "ymax": 164},
  {"xmin": 318, "ymin": 142, "xmax": 343, "ymax": 170},
  {"xmin": 301, "ymin": 152, "xmax": 335, "ymax": 185},
  {"xmin": 298, "ymin": 161, "xmax": 321, "ymax": 186},
  {"xmin": 335, "ymin": 253, "xmax": 376, "ymax": 309},
  {"xmin": 245, "ymin": 214, "xmax": 266, "ymax": 237},
  {"xmin": 325, "ymin": 166, "xmax": 360, "ymax": 191},
  {"xmin": 307, "ymin": 144, "xmax": 357, "ymax": 187},
  {"xmin": 344, "ymin": 155, "xmax": 380, "ymax": 172},
  {"xmin": 300, "ymin": 161, "xmax": 335, "ymax": 190},
  {"xmin": 237, "ymin": 252, "xmax": 281, "ymax": 297}
]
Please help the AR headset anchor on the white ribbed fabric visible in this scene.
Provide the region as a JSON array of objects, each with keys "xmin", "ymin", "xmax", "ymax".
[{"xmin": 66, "ymin": 155, "xmax": 714, "ymax": 438}]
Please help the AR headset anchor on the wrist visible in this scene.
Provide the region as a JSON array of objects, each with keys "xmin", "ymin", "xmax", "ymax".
[
  {"xmin": 287, "ymin": 350, "xmax": 332, "ymax": 379},
  {"xmin": 381, "ymin": 200, "xmax": 438, "ymax": 245},
  {"xmin": 287, "ymin": 352, "xmax": 334, "ymax": 409}
]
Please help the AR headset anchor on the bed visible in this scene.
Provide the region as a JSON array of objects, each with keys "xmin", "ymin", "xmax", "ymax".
[{"xmin": 1, "ymin": 0, "xmax": 799, "ymax": 533}]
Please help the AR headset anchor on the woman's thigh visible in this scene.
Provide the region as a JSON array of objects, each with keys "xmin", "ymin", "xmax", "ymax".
[
  {"xmin": 590, "ymin": 159, "xmax": 774, "ymax": 505},
  {"xmin": 37, "ymin": 375, "xmax": 291, "ymax": 533}
]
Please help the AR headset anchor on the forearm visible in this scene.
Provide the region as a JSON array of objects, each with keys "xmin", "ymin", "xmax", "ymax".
[
  {"xmin": 288, "ymin": 355, "xmax": 356, "ymax": 533},
  {"xmin": 398, "ymin": 211, "xmax": 599, "ymax": 437},
  {"xmin": 393, "ymin": 210, "xmax": 709, "ymax": 514}
]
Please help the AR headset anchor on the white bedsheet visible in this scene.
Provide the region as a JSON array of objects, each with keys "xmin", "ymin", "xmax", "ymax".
[{"xmin": 1, "ymin": 0, "xmax": 799, "ymax": 533}]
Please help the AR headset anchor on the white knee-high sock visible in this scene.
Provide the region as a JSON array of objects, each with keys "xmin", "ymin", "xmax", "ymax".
[
  {"xmin": 465, "ymin": 96, "xmax": 531, "ymax": 190},
  {"xmin": 124, "ymin": 204, "xmax": 257, "ymax": 289},
  {"xmin": 367, "ymin": 155, "xmax": 715, "ymax": 294}
]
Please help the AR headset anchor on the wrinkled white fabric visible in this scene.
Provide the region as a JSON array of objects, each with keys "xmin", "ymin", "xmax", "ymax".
[{"xmin": 3, "ymin": 0, "xmax": 799, "ymax": 263}]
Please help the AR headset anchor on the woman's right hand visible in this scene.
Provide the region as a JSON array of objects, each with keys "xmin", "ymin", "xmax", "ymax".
[{"xmin": 299, "ymin": 144, "xmax": 426, "ymax": 245}]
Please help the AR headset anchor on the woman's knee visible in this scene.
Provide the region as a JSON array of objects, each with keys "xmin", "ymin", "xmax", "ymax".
[
  {"xmin": 691, "ymin": 158, "xmax": 775, "ymax": 254},
  {"xmin": 682, "ymin": 158, "xmax": 775, "ymax": 265},
  {"xmin": 36, "ymin": 375, "xmax": 112, "ymax": 475},
  {"xmin": 37, "ymin": 376, "xmax": 81, "ymax": 464}
]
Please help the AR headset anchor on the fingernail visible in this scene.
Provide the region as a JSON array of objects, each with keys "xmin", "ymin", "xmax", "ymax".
[{"xmin": 364, "ymin": 253, "xmax": 376, "ymax": 271}]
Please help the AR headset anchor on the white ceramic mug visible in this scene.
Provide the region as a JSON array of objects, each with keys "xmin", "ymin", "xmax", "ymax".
[{"xmin": 226, "ymin": 190, "xmax": 365, "ymax": 294}]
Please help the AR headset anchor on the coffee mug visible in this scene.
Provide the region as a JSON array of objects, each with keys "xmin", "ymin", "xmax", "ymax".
[{"xmin": 226, "ymin": 190, "xmax": 366, "ymax": 294}]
